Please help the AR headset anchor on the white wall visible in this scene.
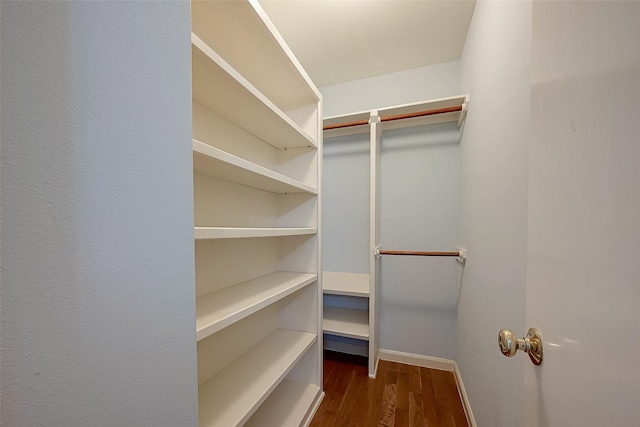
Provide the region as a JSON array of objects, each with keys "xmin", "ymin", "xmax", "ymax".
[
  {"xmin": 1, "ymin": 2, "xmax": 198, "ymax": 426},
  {"xmin": 456, "ymin": 1, "xmax": 531, "ymax": 426},
  {"xmin": 323, "ymin": 134, "xmax": 370, "ymax": 273},
  {"xmin": 321, "ymin": 62, "xmax": 463, "ymax": 360},
  {"xmin": 379, "ymin": 123, "xmax": 460, "ymax": 359},
  {"xmin": 322, "ymin": 60, "xmax": 460, "ymax": 117}
]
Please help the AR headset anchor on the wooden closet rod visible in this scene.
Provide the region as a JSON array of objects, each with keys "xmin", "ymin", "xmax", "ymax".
[
  {"xmin": 378, "ymin": 250, "xmax": 461, "ymax": 257},
  {"xmin": 381, "ymin": 105, "xmax": 462, "ymax": 123},
  {"xmin": 323, "ymin": 119, "xmax": 369, "ymax": 131},
  {"xmin": 323, "ymin": 105, "xmax": 463, "ymax": 131}
]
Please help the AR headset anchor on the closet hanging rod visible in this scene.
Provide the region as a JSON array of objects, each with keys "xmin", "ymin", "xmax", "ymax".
[
  {"xmin": 381, "ymin": 105, "xmax": 462, "ymax": 123},
  {"xmin": 378, "ymin": 250, "xmax": 461, "ymax": 257},
  {"xmin": 323, "ymin": 118, "xmax": 369, "ymax": 131},
  {"xmin": 323, "ymin": 105, "xmax": 463, "ymax": 131}
]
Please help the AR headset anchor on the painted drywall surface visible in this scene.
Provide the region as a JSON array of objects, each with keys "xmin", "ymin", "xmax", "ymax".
[
  {"xmin": 525, "ymin": 2, "xmax": 640, "ymax": 425},
  {"xmin": 456, "ymin": 1, "xmax": 531, "ymax": 426},
  {"xmin": 1, "ymin": 2, "xmax": 198, "ymax": 426},
  {"xmin": 0, "ymin": 3, "xmax": 3, "ymax": 425},
  {"xmin": 379, "ymin": 123, "xmax": 460, "ymax": 359},
  {"xmin": 322, "ymin": 134, "xmax": 370, "ymax": 274},
  {"xmin": 321, "ymin": 60, "xmax": 460, "ymax": 117}
]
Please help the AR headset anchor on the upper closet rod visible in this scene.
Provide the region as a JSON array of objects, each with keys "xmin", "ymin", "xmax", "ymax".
[
  {"xmin": 323, "ymin": 105, "xmax": 463, "ymax": 131},
  {"xmin": 323, "ymin": 118, "xmax": 369, "ymax": 131}
]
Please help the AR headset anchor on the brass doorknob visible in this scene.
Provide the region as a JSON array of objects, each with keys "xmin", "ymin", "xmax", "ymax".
[{"xmin": 498, "ymin": 327, "xmax": 543, "ymax": 365}]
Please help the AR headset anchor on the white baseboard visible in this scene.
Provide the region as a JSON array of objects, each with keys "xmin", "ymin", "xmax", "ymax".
[
  {"xmin": 377, "ymin": 349, "xmax": 476, "ymax": 427},
  {"xmin": 378, "ymin": 349, "xmax": 455, "ymax": 372},
  {"xmin": 453, "ymin": 362, "xmax": 477, "ymax": 427}
]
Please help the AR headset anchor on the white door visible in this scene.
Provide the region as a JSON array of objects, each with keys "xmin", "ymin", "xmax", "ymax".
[{"xmin": 524, "ymin": 1, "xmax": 640, "ymax": 425}]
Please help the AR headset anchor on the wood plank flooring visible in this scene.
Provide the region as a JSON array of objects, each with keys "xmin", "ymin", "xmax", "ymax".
[{"xmin": 311, "ymin": 351, "xmax": 469, "ymax": 427}]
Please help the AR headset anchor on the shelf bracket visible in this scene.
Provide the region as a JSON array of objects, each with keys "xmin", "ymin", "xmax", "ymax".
[
  {"xmin": 456, "ymin": 247, "xmax": 467, "ymax": 264},
  {"xmin": 374, "ymin": 245, "xmax": 382, "ymax": 259},
  {"xmin": 457, "ymin": 95, "xmax": 469, "ymax": 128}
]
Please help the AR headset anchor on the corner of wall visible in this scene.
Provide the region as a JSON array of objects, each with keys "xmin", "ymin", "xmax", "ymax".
[
  {"xmin": 456, "ymin": 0, "xmax": 532, "ymax": 425},
  {"xmin": 320, "ymin": 60, "xmax": 462, "ymax": 117}
]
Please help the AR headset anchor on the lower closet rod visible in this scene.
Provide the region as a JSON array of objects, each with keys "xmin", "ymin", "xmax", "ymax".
[{"xmin": 378, "ymin": 250, "xmax": 461, "ymax": 257}]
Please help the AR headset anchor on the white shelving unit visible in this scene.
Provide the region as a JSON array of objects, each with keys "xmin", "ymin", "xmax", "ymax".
[
  {"xmin": 191, "ymin": 1, "xmax": 323, "ymax": 426},
  {"xmin": 322, "ymin": 95, "xmax": 468, "ymax": 378}
]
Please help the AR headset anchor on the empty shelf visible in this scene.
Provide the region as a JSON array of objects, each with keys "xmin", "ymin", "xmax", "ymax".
[
  {"xmin": 193, "ymin": 140, "xmax": 317, "ymax": 195},
  {"xmin": 323, "ymin": 94, "xmax": 469, "ymax": 137},
  {"xmin": 323, "ymin": 110, "xmax": 371, "ymax": 139},
  {"xmin": 191, "ymin": 0, "xmax": 319, "ymax": 111},
  {"xmin": 323, "ymin": 271, "xmax": 370, "ymax": 297},
  {"xmin": 192, "ymin": 33, "xmax": 316, "ymax": 149},
  {"xmin": 378, "ymin": 95, "xmax": 468, "ymax": 130},
  {"xmin": 244, "ymin": 380, "xmax": 321, "ymax": 427},
  {"xmin": 197, "ymin": 272, "xmax": 317, "ymax": 341},
  {"xmin": 323, "ymin": 306, "xmax": 369, "ymax": 340},
  {"xmin": 198, "ymin": 329, "xmax": 317, "ymax": 427},
  {"xmin": 194, "ymin": 227, "xmax": 317, "ymax": 239}
]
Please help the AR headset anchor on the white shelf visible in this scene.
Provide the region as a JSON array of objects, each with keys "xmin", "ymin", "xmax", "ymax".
[
  {"xmin": 193, "ymin": 140, "xmax": 316, "ymax": 195},
  {"xmin": 244, "ymin": 380, "xmax": 321, "ymax": 427},
  {"xmin": 323, "ymin": 110, "xmax": 371, "ymax": 139},
  {"xmin": 323, "ymin": 306, "xmax": 370, "ymax": 340},
  {"xmin": 192, "ymin": 33, "xmax": 316, "ymax": 149},
  {"xmin": 194, "ymin": 227, "xmax": 317, "ymax": 240},
  {"xmin": 191, "ymin": 0, "xmax": 319, "ymax": 111},
  {"xmin": 323, "ymin": 94, "xmax": 469, "ymax": 138},
  {"xmin": 378, "ymin": 94, "xmax": 469, "ymax": 131},
  {"xmin": 198, "ymin": 329, "xmax": 317, "ymax": 427},
  {"xmin": 323, "ymin": 271, "xmax": 370, "ymax": 297},
  {"xmin": 197, "ymin": 272, "xmax": 317, "ymax": 341}
]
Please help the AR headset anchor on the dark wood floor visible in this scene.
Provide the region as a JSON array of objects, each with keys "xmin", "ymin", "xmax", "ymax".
[{"xmin": 310, "ymin": 351, "xmax": 469, "ymax": 427}]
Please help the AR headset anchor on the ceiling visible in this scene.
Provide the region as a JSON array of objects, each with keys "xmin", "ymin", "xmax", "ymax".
[{"xmin": 260, "ymin": 0, "xmax": 476, "ymax": 88}]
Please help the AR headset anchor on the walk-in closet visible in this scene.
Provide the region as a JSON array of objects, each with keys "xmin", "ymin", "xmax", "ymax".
[{"xmin": 3, "ymin": 1, "xmax": 639, "ymax": 426}]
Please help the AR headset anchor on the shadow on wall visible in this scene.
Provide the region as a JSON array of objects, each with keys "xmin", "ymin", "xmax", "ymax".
[
  {"xmin": 380, "ymin": 122, "xmax": 461, "ymax": 153},
  {"xmin": 378, "ymin": 257, "xmax": 462, "ymax": 359}
]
